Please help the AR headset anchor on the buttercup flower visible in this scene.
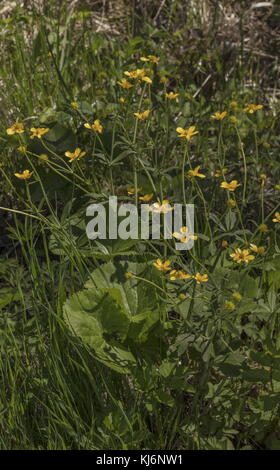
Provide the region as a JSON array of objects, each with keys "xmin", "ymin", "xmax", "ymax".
[
  {"xmin": 260, "ymin": 174, "xmax": 267, "ymax": 186},
  {"xmin": 124, "ymin": 69, "xmax": 152, "ymax": 83},
  {"xmin": 215, "ymin": 168, "xmax": 228, "ymax": 177},
  {"xmin": 118, "ymin": 97, "xmax": 125, "ymax": 103},
  {"xmin": 187, "ymin": 165, "xmax": 206, "ymax": 178},
  {"xmin": 193, "ymin": 273, "xmax": 208, "ymax": 284},
  {"xmin": 153, "ymin": 259, "xmax": 171, "ymax": 272},
  {"xmin": 220, "ymin": 180, "xmax": 241, "ymax": 191},
  {"xmin": 229, "ymin": 116, "xmax": 238, "ymax": 123},
  {"xmin": 139, "ymin": 193, "xmax": 153, "ymax": 202},
  {"xmin": 173, "ymin": 226, "xmax": 197, "ymax": 243},
  {"xmin": 232, "ymin": 292, "xmax": 242, "ymax": 302},
  {"xmin": 14, "ymin": 170, "xmax": 33, "ymax": 180},
  {"xmin": 249, "ymin": 244, "xmax": 265, "ymax": 256},
  {"xmin": 30, "ymin": 127, "xmax": 49, "ymax": 139},
  {"xmin": 275, "ymin": 185, "xmax": 280, "ymax": 191},
  {"xmin": 127, "ymin": 187, "xmax": 142, "ymax": 195},
  {"xmin": 176, "ymin": 126, "xmax": 199, "ymax": 142},
  {"xmin": 142, "ymin": 76, "xmax": 153, "ymax": 84},
  {"xmin": 140, "ymin": 55, "xmax": 159, "ymax": 64},
  {"xmin": 65, "ymin": 148, "xmax": 86, "ymax": 163},
  {"xmin": 149, "ymin": 200, "xmax": 173, "ymax": 214},
  {"xmin": 6, "ymin": 122, "xmax": 25, "ymax": 135},
  {"xmin": 71, "ymin": 102, "xmax": 79, "ymax": 109},
  {"xmin": 17, "ymin": 145, "xmax": 27, "ymax": 152},
  {"xmin": 178, "ymin": 293, "xmax": 188, "ymax": 300},
  {"xmin": 159, "ymin": 76, "xmax": 168, "ymax": 84},
  {"xmin": 134, "ymin": 110, "xmax": 150, "ymax": 120},
  {"xmin": 165, "ymin": 92, "xmax": 179, "ymax": 100},
  {"xmin": 169, "ymin": 270, "xmax": 191, "ymax": 280},
  {"xmin": 272, "ymin": 212, "xmax": 280, "ymax": 223},
  {"xmin": 243, "ymin": 104, "xmax": 263, "ymax": 113},
  {"xmin": 125, "ymin": 272, "xmax": 135, "ymax": 279},
  {"xmin": 227, "ymin": 199, "xmax": 236, "ymax": 208},
  {"xmin": 229, "ymin": 101, "xmax": 238, "ymax": 109},
  {"xmin": 84, "ymin": 120, "xmax": 103, "ymax": 134},
  {"xmin": 258, "ymin": 224, "xmax": 268, "ymax": 232},
  {"xmin": 211, "ymin": 111, "xmax": 227, "ymax": 120},
  {"xmin": 39, "ymin": 154, "xmax": 49, "ymax": 161},
  {"xmin": 230, "ymin": 248, "xmax": 255, "ymax": 263},
  {"xmin": 225, "ymin": 301, "xmax": 235, "ymax": 311},
  {"xmin": 117, "ymin": 78, "xmax": 134, "ymax": 89},
  {"xmin": 221, "ymin": 240, "xmax": 228, "ymax": 248}
]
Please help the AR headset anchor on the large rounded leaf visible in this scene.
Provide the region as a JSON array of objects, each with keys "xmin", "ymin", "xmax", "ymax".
[{"xmin": 63, "ymin": 287, "xmax": 136, "ymax": 373}]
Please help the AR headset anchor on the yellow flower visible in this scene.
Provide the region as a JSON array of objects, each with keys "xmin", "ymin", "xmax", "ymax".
[
  {"xmin": 230, "ymin": 248, "xmax": 255, "ymax": 263},
  {"xmin": 153, "ymin": 259, "xmax": 171, "ymax": 272},
  {"xmin": 118, "ymin": 97, "xmax": 125, "ymax": 103},
  {"xmin": 71, "ymin": 101, "xmax": 79, "ymax": 109},
  {"xmin": 17, "ymin": 145, "xmax": 27, "ymax": 152},
  {"xmin": 84, "ymin": 120, "xmax": 103, "ymax": 134},
  {"xmin": 141, "ymin": 76, "xmax": 153, "ymax": 84},
  {"xmin": 227, "ymin": 199, "xmax": 236, "ymax": 208},
  {"xmin": 124, "ymin": 69, "xmax": 152, "ymax": 83},
  {"xmin": 173, "ymin": 226, "xmax": 197, "ymax": 243},
  {"xmin": 30, "ymin": 127, "xmax": 49, "ymax": 139},
  {"xmin": 127, "ymin": 187, "xmax": 142, "ymax": 195},
  {"xmin": 229, "ymin": 116, "xmax": 238, "ymax": 123},
  {"xmin": 65, "ymin": 148, "xmax": 86, "ymax": 163},
  {"xmin": 125, "ymin": 272, "xmax": 135, "ymax": 279},
  {"xmin": 140, "ymin": 55, "xmax": 159, "ymax": 64},
  {"xmin": 176, "ymin": 125, "xmax": 199, "ymax": 142},
  {"xmin": 187, "ymin": 165, "xmax": 206, "ymax": 178},
  {"xmin": 258, "ymin": 223, "xmax": 268, "ymax": 233},
  {"xmin": 215, "ymin": 168, "xmax": 228, "ymax": 177},
  {"xmin": 232, "ymin": 292, "xmax": 242, "ymax": 302},
  {"xmin": 260, "ymin": 174, "xmax": 267, "ymax": 187},
  {"xmin": 272, "ymin": 212, "xmax": 280, "ymax": 223},
  {"xmin": 220, "ymin": 180, "xmax": 241, "ymax": 191},
  {"xmin": 134, "ymin": 110, "xmax": 151, "ymax": 120},
  {"xmin": 275, "ymin": 185, "xmax": 280, "ymax": 191},
  {"xmin": 229, "ymin": 101, "xmax": 238, "ymax": 109},
  {"xmin": 14, "ymin": 170, "xmax": 33, "ymax": 180},
  {"xmin": 139, "ymin": 193, "xmax": 153, "ymax": 202},
  {"xmin": 193, "ymin": 273, "xmax": 208, "ymax": 284},
  {"xmin": 39, "ymin": 154, "xmax": 49, "ymax": 161},
  {"xmin": 160, "ymin": 76, "xmax": 168, "ymax": 84},
  {"xmin": 117, "ymin": 78, "xmax": 134, "ymax": 89},
  {"xmin": 243, "ymin": 104, "xmax": 263, "ymax": 114},
  {"xmin": 211, "ymin": 111, "xmax": 227, "ymax": 120},
  {"xmin": 165, "ymin": 92, "xmax": 179, "ymax": 100},
  {"xmin": 249, "ymin": 244, "xmax": 265, "ymax": 256},
  {"xmin": 169, "ymin": 270, "xmax": 191, "ymax": 280},
  {"xmin": 149, "ymin": 200, "xmax": 173, "ymax": 214},
  {"xmin": 225, "ymin": 301, "xmax": 235, "ymax": 311},
  {"xmin": 178, "ymin": 293, "xmax": 188, "ymax": 300},
  {"xmin": 6, "ymin": 122, "xmax": 25, "ymax": 135},
  {"xmin": 221, "ymin": 240, "xmax": 228, "ymax": 248}
]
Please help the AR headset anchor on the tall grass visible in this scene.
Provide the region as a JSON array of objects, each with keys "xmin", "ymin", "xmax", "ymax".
[{"xmin": 0, "ymin": 0, "xmax": 279, "ymax": 450}]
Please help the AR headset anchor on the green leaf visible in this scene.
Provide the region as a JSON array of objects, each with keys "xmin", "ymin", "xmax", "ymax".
[
  {"xmin": 0, "ymin": 288, "xmax": 21, "ymax": 309},
  {"xmin": 63, "ymin": 287, "xmax": 135, "ymax": 373},
  {"xmin": 242, "ymin": 368, "xmax": 270, "ymax": 383},
  {"xmin": 85, "ymin": 261, "xmax": 162, "ymax": 316}
]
